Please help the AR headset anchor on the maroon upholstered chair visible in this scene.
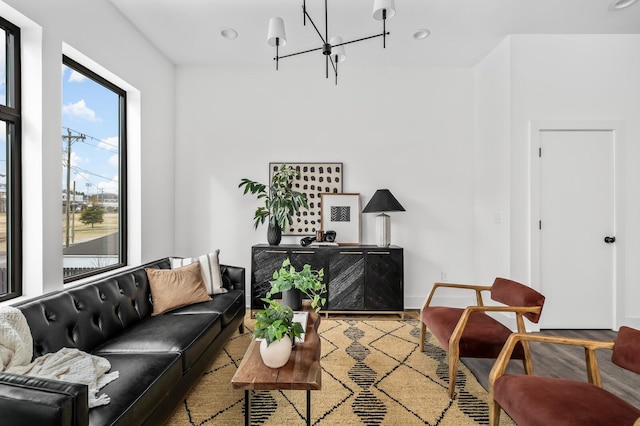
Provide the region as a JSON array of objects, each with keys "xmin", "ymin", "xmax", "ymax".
[
  {"xmin": 489, "ymin": 326, "xmax": 640, "ymax": 426},
  {"xmin": 420, "ymin": 278, "xmax": 545, "ymax": 398}
]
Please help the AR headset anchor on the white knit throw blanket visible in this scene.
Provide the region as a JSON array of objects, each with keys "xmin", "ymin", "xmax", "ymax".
[{"xmin": 0, "ymin": 306, "xmax": 119, "ymax": 408}]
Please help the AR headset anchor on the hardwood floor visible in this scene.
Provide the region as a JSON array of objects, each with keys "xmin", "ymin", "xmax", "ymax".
[{"xmin": 461, "ymin": 329, "xmax": 640, "ymax": 408}]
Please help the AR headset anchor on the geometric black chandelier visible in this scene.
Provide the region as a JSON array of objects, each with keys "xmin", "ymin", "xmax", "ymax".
[{"xmin": 267, "ymin": 0, "xmax": 396, "ymax": 85}]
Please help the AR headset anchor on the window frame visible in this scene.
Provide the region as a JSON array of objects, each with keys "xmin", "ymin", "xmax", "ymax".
[
  {"xmin": 62, "ymin": 55, "xmax": 128, "ymax": 283},
  {"xmin": 0, "ymin": 16, "xmax": 22, "ymax": 302}
]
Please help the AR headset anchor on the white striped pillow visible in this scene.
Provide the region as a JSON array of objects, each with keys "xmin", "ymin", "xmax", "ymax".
[{"xmin": 171, "ymin": 250, "xmax": 227, "ymax": 295}]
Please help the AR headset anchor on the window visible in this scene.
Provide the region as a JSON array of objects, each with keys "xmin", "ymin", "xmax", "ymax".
[
  {"xmin": 0, "ymin": 17, "xmax": 22, "ymax": 302},
  {"xmin": 62, "ymin": 55, "xmax": 127, "ymax": 282}
]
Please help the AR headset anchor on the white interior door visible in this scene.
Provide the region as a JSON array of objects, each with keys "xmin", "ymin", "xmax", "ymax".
[{"xmin": 538, "ymin": 130, "xmax": 615, "ymax": 329}]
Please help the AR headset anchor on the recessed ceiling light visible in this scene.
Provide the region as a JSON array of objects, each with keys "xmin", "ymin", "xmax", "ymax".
[
  {"xmin": 413, "ymin": 29, "xmax": 430, "ymax": 40},
  {"xmin": 609, "ymin": 0, "xmax": 638, "ymax": 10},
  {"xmin": 220, "ymin": 27, "xmax": 238, "ymax": 39}
]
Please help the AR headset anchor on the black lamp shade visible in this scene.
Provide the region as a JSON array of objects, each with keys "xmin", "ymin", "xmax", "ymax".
[{"xmin": 362, "ymin": 189, "xmax": 406, "ymax": 213}]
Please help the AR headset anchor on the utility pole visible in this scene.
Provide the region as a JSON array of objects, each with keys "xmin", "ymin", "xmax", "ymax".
[
  {"xmin": 71, "ymin": 181, "xmax": 76, "ymax": 244},
  {"xmin": 63, "ymin": 129, "xmax": 85, "ymax": 248}
]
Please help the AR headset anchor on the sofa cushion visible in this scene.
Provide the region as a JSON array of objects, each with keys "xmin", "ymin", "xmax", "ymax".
[
  {"xmin": 494, "ymin": 374, "xmax": 640, "ymax": 426},
  {"xmin": 88, "ymin": 353, "xmax": 182, "ymax": 426},
  {"xmin": 172, "ymin": 250, "xmax": 227, "ymax": 295},
  {"xmin": 167, "ymin": 289, "xmax": 244, "ymax": 327},
  {"xmin": 146, "ymin": 262, "xmax": 212, "ymax": 316},
  {"xmin": 422, "ymin": 306, "xmax": 525, "ymax": 359},
  {"xmin": 93, "ymin": 313, "xmax": 221, "ymax": 372}
]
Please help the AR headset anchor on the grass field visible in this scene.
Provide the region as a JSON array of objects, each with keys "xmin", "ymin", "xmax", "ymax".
[
  {"xmin": 0, "ymin": 212, "xmax": 119, "ymax": 256},
  {"xmin": 63, "ymin": 212, "xmax": 119, "ymax": 245}
]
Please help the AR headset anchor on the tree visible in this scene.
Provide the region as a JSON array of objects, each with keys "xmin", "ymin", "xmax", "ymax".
[{"xmin": 80, "ymin": 205, "xmax": 105, "ymax": 228}]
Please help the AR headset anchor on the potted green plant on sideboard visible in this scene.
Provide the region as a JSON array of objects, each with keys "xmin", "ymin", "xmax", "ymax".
[
  {"xmin": 253, "ymin": 298, "xmax": 305, "ymax": 368},
  {"xmin": 267, "ymin": 258, "xmax": 327, "ymax": 312},
  {"xmin": 238, "ymin": 164, "xmax": 308, "ymax": 245}
]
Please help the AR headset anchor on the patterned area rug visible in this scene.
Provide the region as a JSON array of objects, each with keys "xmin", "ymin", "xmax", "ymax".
[{"xmin": 166, "ymin": 316, "xmax": 515, "ymax": 425}]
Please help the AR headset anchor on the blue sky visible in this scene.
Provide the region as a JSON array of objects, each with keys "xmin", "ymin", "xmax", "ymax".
[{"xmin": 61, "ymin": 65, "xmax": 120, "ymax": 198}]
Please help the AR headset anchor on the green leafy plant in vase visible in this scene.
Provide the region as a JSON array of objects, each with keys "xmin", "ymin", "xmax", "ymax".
[
  {"xmin": 253, "ymin": 298, "xmax": 305, "ymax": 368},
  {"xmin": 267, "ymin": 258, "xmax": 327, "ymax": 312},
  {"xmin": 238, "ymin": 164, "xmax": 308, "ymax": 245}
]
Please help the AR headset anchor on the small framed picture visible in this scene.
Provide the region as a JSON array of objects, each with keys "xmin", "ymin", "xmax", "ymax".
[{"xmin": 320, "ymin": 193, "xmax": 361, "ymax": 245}]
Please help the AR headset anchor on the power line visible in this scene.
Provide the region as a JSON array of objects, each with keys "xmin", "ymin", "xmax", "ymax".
[
  {"xmin": 62, "ymin": 126, "xmax": 118, "ymax": 152},
  {"xmin": 61, "ymin": 127, "xmax": 117, "ymax": 186},
  {"xmin": 70, "ymin": 165, "xmax": 114, "ymax": 182}
]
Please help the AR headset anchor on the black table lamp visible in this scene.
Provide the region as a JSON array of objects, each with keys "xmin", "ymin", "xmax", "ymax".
[{"xmin": 362, "ymin": 189, "xmax": 405, "ymax": 247}]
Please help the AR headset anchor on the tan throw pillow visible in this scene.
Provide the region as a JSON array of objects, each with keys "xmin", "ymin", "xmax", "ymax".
[{"xmin": 146, "ymin": 262, "xmax": 212, "ymax": 316}]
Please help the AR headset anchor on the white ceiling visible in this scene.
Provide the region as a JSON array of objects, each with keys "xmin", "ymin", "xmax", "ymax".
[{"xmin": 109, "ymin": 0, "xmax": 640, "ymax": 67}]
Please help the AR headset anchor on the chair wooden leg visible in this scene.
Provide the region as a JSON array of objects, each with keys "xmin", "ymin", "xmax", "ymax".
[
  {"xmin": 420, "ymin": 322, "xmax": 426, "ymax": 352},
  {"xmin": 521, "ymin": 341, "xmax": 534, "ymax": 375},
  {"xmin": 489, "ymin": 399, "xmax": 502, "ymax": 426},
  {"xmin": 448, "ymin": 352, "xmax": 459, "ymax": 399}
]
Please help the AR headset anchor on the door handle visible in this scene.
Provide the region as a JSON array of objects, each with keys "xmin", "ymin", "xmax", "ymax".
[{"xmin": 604, "ymin": 236, "xmax": 616, "ymax": 244}]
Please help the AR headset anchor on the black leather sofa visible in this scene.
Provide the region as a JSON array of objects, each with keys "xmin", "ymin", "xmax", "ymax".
[{"xmin": 0, "ymin": 257, "xmax": 246, "ymax": 426}]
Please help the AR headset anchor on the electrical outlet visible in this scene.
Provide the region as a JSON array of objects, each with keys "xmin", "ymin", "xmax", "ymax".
[
  {"xmin": 494, "ymin": 211, "xmax": 503, "ymax": 224},
  {"xmin": 440, "ymin": 272, "xmax": 448, "ymax": 282}
]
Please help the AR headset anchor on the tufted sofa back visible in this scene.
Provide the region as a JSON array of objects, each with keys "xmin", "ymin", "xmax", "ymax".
[{"xmin": 15, "ymin": 258, "xmax": 171, "ymax": 359}]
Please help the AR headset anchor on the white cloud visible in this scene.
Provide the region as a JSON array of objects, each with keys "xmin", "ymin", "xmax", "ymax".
[
  {"xmin": 108, "ymin": 154, "xmax": 119, "ymax": 168},
  {"xmin": 98, "ymin": 175, "xmax": 119, "ymax": 194},
  {"xmin": 62, "ymin": 151, "xmax": 85, "ymax": 168},
  {"xmin": 62, "ymin": 99, "xmax": 99, "ymax": 122},
  {"xmin": 70, "ymin": 151, "xmax": 84, "ymax": 167},
  {"xmin": 99, "ymin": 136, "xmax": 119, "ymax": 152},
  {"xmin": 68, "ymin": 70, "xmax": 87, "ymax": 83}
]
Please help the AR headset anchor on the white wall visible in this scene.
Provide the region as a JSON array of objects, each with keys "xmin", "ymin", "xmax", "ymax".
[
  {"xmin": 0, "ymin": 0, "xmax": 175, "ymax": 300},
  {"xmin": 175, "ymin": 64, "xmax": 476, "ymax": 309},
  {"xmin": 473, "ymin": 38, "xmax": 511, "ymax": 285},
  {"xmin": 473, "ymin": 35, "xmax": 640, "ymax": 328}
]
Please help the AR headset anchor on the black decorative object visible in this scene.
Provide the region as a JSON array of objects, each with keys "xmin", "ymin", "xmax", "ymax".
[
  {"xmin": 267, "ymin": 223, "xmax": 282, "ymax": 246},
  {"xmin": 267, "ymin": 0, "xmax": 396, "ymax": 85},
  {"xmin": 324, "ymin": 230, "xmax": 336, "ymax": 242},
  {"xmin": 362, "ymin": 189, "xmax": 405, "ymax": 247},
  {"xmin": 282, "ymin": 288, "xmax": 303, "ymax": 311},
  {"xmin": 300, "ymin": 236, "xmax": 316, "ymax": 247}
]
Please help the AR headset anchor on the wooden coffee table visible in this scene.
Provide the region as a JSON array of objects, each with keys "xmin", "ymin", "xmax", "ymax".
[{"xmin": 231, "ymin": 306, "xmax": 322, "ymax": 426}]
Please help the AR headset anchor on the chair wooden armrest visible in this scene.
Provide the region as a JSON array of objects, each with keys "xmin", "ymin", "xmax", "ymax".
[
  {"xmin": 448, "ymin": 305, "xmax": 544, "ymax": 381},
  {"xmin": 489, "ymin": 333, "xmax": 615, "ymax": 393},
  {"xmin": 422, "ymin": 282, "xmax": 493, "ymax": 311},
  {"xmin": 453, "ymin": 305, "xmax": 543, "ymax": 339}
]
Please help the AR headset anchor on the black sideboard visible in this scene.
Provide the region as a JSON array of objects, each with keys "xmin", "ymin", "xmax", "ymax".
[{"xmin": 251, "ymin": 244, "xmax": 404, "ymax": 317}]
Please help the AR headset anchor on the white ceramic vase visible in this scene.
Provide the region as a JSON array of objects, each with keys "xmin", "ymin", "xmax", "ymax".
[{"xmin": 259, "ymin": 335, "xmax": 292, "ymax": 369}]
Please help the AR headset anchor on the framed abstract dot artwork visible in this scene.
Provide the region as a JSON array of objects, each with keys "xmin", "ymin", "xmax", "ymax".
[{"xmin": 269, "ymin": 162, "xmax": 343, "ymax": 236}]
